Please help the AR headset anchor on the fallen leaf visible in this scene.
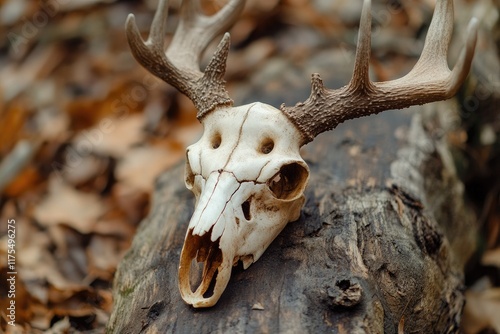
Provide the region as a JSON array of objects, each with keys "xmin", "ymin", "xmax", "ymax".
[
  {"xmin": 109, "ymin": 183, "xmax": 150, "ymax": 226},
  {"xmin": 3, "ymin": 165, "xmax": 40, "ymax": 197},
  {"xmin": 61, "ymin": 154, "xmax": 108, "ymax": 186},
  {"xmin": 462, "ymin": 288, "xmax": 500, "ymax": 334},
  {"xmin": 5, "ymin": 324, "xmax": 30, "ymax": 334},
  {"xmin": 52, "ymin": 292, "xmax": 96, "ymax": 318},
  {"xmin": 0, "ymin": 102, "xmax": 26, "ymax": 156},
  {"xmin": 19, "ymin": 230, "xmax": 83, "ymax": 293},
  {"xmin": 92, "ymin": 218, "xmax": 135, "ymax": 238},
  {"xmin": 71, "ymin": 114, "xmax": 145, "ymax": 158},
  {"xmin": 482, "ymin": 248, "xmax": 500, "ymax": 268},
  {"xmin": 12, "ymin": 301, "xmax": 53, "ymax": 332},
  {"xmin": 87, "ymin": 235, "xmax": 126, "ymax": 281},
  {"xmin": 116, "ymin": 145, "xmax": 183, "ymax": 192},
  {"xmin": 44, "ymin": 316, "xmax": 71, "ymax": 334},
  {"xmin": 33, "ymin": 177, "xmax": 106, "ymax": 234}
]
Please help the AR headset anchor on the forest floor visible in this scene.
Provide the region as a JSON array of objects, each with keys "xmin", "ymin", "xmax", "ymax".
[{"xmin": 0, "ymin": 0, "xmax": 499, "ymax": 333}]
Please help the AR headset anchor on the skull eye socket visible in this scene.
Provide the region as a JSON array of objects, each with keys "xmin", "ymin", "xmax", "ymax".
[
  {"xmin": 211, "ymin": 132, "xmax": 222, "ymax": 149},
  {"xmin": 260, "ymin": 138, "xmax": 274, "ymax": 154},
  {"xmin": 268, "ymin": 163, "xmax": 308, "ymax": 200}
]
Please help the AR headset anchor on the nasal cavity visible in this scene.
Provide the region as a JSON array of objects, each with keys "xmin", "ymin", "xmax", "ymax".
[{"xmin": 242, "ymin": 199, "xmax": 251, "ymax": 221}]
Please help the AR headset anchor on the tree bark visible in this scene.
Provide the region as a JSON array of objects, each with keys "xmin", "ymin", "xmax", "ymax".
[{"xmin": 107, "ymin": 98, "xmax": 477, "ymax": 333}]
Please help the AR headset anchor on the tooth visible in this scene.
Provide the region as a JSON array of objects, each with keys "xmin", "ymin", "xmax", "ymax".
[{"xmin": 241, "ymin": 255, "xmax": 254, "ymax": 269}]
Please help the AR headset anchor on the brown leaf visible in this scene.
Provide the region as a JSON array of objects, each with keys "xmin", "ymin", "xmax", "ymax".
[
  {"xmin": 18, "ymin": 224, "xmax": 82, "ymax": 293},
  {"xmin": 51, "ymin": 291, "xmax": 96, "ymax": 318},
  {"xmin": 3, "ymin": 165, "xmax": 41, "ymax": 197},
  {"xmin": 482, "ymin": 248, "xmax": 500, "ymax": 268},
  {"xmin": 87, "ymin": 235, "xmax": 127, "ymax": 281},
  {"xmin": 462, "ymin": 288, "xmax": 500, "ymax": 333},
  {"xmin": 71, "ymin": 114, "xmax": 145, "ymax": 158},
  {"xmin": 0, "ymin": 102, "xmax": 26, "ymax": 155},
  {"xmin": 65, "ymin": 98, "xmax": 104, "ymax": 131},
  {"xmin": 44, "ymin": 316, "xmax": 71, "ymax": 334},
  {"xmin": 109, "ymin": 184, "xmax": 150, "ymax": 227},
  {"xmin": 116, "ymin": 145, "xmax": 183, "ymax": 192},
  {"xmin": 92, "ymin": 218, "xmax": 135, "ymax": 238},
  {"xmin": 0, "ymin": 44, "xmax": 62, "ymax": 100},
  {"xmin": 33, "ymin": 177, "xmax": 106, "ymax": 234}
]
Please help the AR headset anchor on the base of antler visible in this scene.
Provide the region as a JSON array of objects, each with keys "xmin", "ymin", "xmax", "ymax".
[{"xmin": 108, "ymin": 100, "xmax": 477, "ymax": 333}]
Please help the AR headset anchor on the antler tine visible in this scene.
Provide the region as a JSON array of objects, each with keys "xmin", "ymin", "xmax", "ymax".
[
  {"xmin": 126, "ymin": 0, "xmax": 246, "ymax": 119},
  {"xmin": 280, "ymin": 0, "xmax": 478, "ymax": 146},
  {"xmin": 168, "ymin": 0, "xmax": 245, "ymax": 71},
  {"xmin": 349, "ymin": 0, "xmax": 373, "ymax": 92}
]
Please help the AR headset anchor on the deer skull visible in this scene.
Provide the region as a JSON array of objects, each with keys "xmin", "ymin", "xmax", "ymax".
[
  {"xmin": 179, "ymin": 103, "xmax": 309, "ymax": 307},
  {"xmin": 126, "ymin": 0, "xmax": 477, "ymax": 308}
]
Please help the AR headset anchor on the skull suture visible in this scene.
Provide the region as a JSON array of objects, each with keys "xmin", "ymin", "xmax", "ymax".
[{"xmin": 179, "ymin": 102, "xmax": 310, "ymax": 307}]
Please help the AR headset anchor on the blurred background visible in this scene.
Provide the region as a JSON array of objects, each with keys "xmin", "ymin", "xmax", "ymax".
[{"xmin": 0, "ymin": 0, "xmax": 498, "ymax": 332}]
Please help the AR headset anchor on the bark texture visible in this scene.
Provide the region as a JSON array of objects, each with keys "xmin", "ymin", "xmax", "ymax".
[{"xmin": 108, "ymin": 100, "xmax": 477, "ymax": 334}]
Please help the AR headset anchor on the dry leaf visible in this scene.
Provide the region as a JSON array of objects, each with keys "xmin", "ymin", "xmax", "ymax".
[
  {"xmin": 71, "ymin": 114, "xmax": 145, "ymax": 159},
  {"xmin": 61, "ymin": 154, "xmax": 106, "ymax": 186},
  {"xmin": 482, "ymin": 248, "xmax": 500, "ymax": 268},
  {"xmin": 5, "ymin": 324, "xmax": 29, "ymax": 334},
  {"xmin": 19, "ymin": 237, "xmax": 82, "ymax": 292},
  {"xmin": 43, "ymin": 316, "xmax": 71, "ymax": 334},
  {"xmin": 0, "ymin": 45, "xmax": 62, "ymax": 102},
  {"xmin": 109, "ymin": 183, "xmax": 150, "ymax": 226},
  {"xmin": 33, "ymin": 177, "xmax": 106, "ymax": 234},
  {"xmin": 462, "ymin": 288, "xmax": 500, "ymax": 334},
  {"xmin": 92, "ymin": 218, "xmax": 135, "ymax": 238},
  {"xmin": 3, "ymin": 165, "xmax": 40, "ymax": 197},
  {"xmin": 87, "ymin": 235, "xmax": 126, "ymax": 281},
  {"xmin": 0, "ymin": 102, "xmax": 26, "ymax": 155},
  {"xmin": 116, "ymin": 145, "xmax": 183, "ymax": 192}
]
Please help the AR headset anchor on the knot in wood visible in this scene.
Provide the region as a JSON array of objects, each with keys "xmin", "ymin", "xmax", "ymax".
[{"xmin": 327, "ymin": 279, "xmax": 363, "ymax": 308}]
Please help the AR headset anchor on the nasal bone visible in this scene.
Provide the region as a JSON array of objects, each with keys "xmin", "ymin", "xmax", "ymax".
[{"xmin": 190, "ymin": 171, "xmax": 241, "ymax": 240}]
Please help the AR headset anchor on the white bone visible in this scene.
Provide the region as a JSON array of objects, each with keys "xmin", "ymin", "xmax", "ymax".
[{"xmin": 179, "ymin": 102, "xmax": 310, "ymax": 307}]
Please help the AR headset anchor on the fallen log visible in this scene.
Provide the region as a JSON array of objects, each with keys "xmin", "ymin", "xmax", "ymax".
[{"xmin": 107, "ymin": 97, "xmax": 477, "ymax": 333}]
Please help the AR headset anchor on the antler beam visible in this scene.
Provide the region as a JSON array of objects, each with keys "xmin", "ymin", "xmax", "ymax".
[
  {"xmin": 125, "ymin": 0, "xmax": 245, "ymax": 118},
  {"xmin": 280, "ymin": 0, "xmax": 478, "ymax": 145}
]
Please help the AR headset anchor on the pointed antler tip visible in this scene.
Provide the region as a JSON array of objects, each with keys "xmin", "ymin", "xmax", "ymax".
[
  {"xmin": 205, "ymin": 33, "xmax": 231, "ymax": 75},
  {"xmin": 467, "ymin": 18, "xmax": 479, "ymax": 52},
  {"xmin": 220, "ymin": 33, "xmax": 232, "ymax": 51},
  {"xmin": 310, "ymin": 73, "xmax": 325, "ymax": 94},
  {"xmin": 361, "ymin": 0, "xmax": 372, "ymax": 17},
  {"xmin": 468, "ymin": 17, "xmax": 479, "ymax": 38},
  {"xmin": 125, "ymin": 13, "xmax": 136, "ymax": 27},
  {"xmin": 125, "ymin": 13, "xmax": 144, "ymax": 45},
  {"xmin": 311, "ymin": 73, "xmax": 323, "ymax": 83}
]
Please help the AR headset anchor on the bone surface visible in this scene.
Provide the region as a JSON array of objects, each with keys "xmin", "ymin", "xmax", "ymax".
[{"xmin": 179, "ymin": 103, "xmax": 308, "ymax": 307}]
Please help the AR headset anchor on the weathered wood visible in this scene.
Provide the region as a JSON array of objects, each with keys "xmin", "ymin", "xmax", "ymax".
[{"xmin": 107, "ymin": 98, "xmax": 477, "ymax": 333}]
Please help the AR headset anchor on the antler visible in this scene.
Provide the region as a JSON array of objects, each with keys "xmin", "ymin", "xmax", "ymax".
[
  {"xmin": 126, "ymin": 0, "xmax": 245, "ymax": 119},
  {"xmin": 280, "ymin": 0, "xmax": 478, "ymax": 145}
]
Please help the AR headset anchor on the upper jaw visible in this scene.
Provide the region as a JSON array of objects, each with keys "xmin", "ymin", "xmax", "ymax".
[{"xmin": 178, "ymin": 171, "xmax": 256, "ymax": 308}]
